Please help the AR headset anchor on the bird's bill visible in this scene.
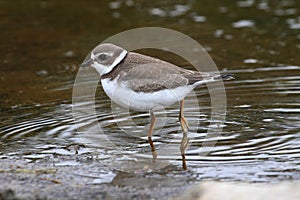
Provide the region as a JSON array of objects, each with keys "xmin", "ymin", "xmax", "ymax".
[{"xmin": 81, "ymin": 53, "xmax": 93, "ymax": 68}]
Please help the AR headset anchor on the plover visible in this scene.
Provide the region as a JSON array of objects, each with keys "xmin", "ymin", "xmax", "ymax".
[{"xmin": 81, "ymin": 43, "xmax": 233, "ymax": 160}]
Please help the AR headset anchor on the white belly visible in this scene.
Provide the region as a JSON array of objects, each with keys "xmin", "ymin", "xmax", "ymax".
[{"xmin": 101, "ymin": 78, "xmax": 193, "ymax": 111}]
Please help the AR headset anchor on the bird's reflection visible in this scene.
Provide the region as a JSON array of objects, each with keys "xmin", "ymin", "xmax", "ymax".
[
  {"xmin": 180, "ymin": 131, "xmax": 189, "ymax": 170},
  {"xmin": 148, "ymin": 136, "xmax": 157, "ymax": 161},
  {"xmin": 147, "ymin": 128, "xmax": 189, "ymax": 170}
]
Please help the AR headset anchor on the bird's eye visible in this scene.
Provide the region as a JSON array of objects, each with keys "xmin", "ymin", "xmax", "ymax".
[{"xmin": 97, "ymin": 53, "xmax": 109, "ymax": 61}]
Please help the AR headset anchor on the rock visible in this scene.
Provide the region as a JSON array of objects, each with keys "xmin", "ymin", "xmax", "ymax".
[{"xmin": 174, "ymin": 181, "xmax": 300, "ymax": 200}]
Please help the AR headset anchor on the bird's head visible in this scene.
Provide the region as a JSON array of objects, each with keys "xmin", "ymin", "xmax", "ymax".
[{"xmin": 81, "ymin": 43, "xmax": 127, "ymax": 76}]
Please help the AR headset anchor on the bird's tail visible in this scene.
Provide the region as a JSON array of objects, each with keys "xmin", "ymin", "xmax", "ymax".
[
  {"xmin": 193, "ymin": 73, "xmax": 234, "ymax": 88},
  {"xmin": 213, "ymin": 74, "xmax": 235, "ymax": 81}
]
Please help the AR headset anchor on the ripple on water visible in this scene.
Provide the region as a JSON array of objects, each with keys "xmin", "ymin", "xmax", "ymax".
[{"xmin": 0, "ymin": 64, "xmax": 300, "ymax": 182}]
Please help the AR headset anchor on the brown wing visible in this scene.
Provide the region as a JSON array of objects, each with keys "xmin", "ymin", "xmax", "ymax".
[
  {"xmin": 121, "ymin": 65, "xmax": 189, "ymax": 92},
  {"xmin": 105, "ymin": 52, "xmax": 214, "ymax": 92}
]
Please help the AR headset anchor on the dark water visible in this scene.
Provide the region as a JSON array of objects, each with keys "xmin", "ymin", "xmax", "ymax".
[{"xmin": 1, "ymin": 0, "xmax": 300, "ymax": 189}]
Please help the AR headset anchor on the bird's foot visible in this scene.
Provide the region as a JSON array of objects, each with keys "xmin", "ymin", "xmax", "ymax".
[{"xmin": 65, "ymin": 143, "xmax": 86, "ymax": 155}]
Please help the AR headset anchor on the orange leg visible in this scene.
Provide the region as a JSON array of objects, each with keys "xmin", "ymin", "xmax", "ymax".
[
  {"xmin": 179, "ymin": 99, "xmax": 189, "ymax": 133},
  {"xmin": 179, "ymin": 99, "xmax": 189, "ymax": 169},
  {"xmin": 148, "ymin": 110, "xmax": 157, "ymax": 160}
]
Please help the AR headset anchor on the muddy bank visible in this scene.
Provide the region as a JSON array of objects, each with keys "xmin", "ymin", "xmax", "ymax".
[
  {"xmin": 0, "ymin": 155, "xmax": 191, "ymax": 200},
  {"xmin": 1, "ymin": 155, "xmax": 299, "ymax": 200}
]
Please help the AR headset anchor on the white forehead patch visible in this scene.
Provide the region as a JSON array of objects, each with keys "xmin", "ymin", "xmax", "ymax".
[{"xmin": 91, "ymin": 51, "xmax": 96, "ymax": 59}]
